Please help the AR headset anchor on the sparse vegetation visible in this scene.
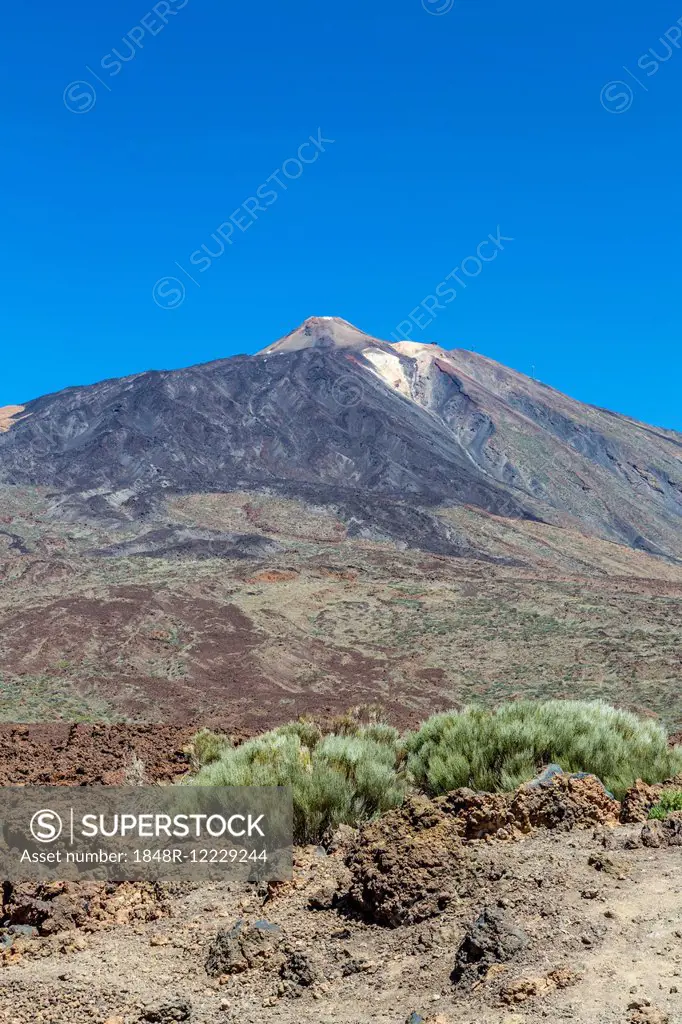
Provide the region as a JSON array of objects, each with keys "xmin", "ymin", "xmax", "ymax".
[
  {"xmin": 649, "ymin": 789, "xmax": 682, "ymax": 820},
  {"xmin": 190, "ymin": 700, "xmax": 682, "ymax": 834},
  {"xmin": 0, "ymin": 672, "xmax": 120, "ymax": 724},
  {"xmin": 406, "ymin": 700, "xmax": 682, "ymax": 800},
  {"xmin": 3, "ymin": 485, "xmax": 682, "ymax": 730},
  {"xmin": 190, "ymin": 721, "xmax": 406, "ymax": 843},
  {"xmin": 191, "ymin": 728, "xmax": 233, "ymax": 766}
]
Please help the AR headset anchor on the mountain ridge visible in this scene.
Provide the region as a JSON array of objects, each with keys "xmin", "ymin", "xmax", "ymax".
[{"xmin": 0, "ymin": 317, "xmax": 680, "ymax": 562}]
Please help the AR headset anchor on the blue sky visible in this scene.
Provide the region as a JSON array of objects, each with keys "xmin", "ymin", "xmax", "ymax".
[{"xmin": 1, "ymin": 0, "xmax": 681, "ymax": 429}]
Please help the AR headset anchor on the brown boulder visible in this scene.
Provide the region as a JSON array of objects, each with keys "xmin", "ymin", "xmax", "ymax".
[
  {"xmin": 1, "ymin": 880, "xmax": 170, "ymax": 935},
  {"xmin": 345, "ymin": 773, "xmax": 623, "ymax": 928},
  {"xmin": 501, "ymin": 967, "xmax": 579, "ymax": 1004},
  {"xmin": 139, "ymin": 1001, "xmax": 192, "ymax": 1023},
  {"xmin": 621, "ymin": 781, "xmax": 661, "ymax": 823},
  {"xmin": 205, "ymin": 919, "xmax": 283, "ymax": 977},
  {"xmin": 641, "ymin": 813, "xmax": 682, "ymax": 849},
  {"xmin": 628, "ymin": 1000, "xmax": 669, "ymax": 1023},
  {"xmin": 510, "ymin": 774, "xmax": 620, "ymax": 832},
  {"xmin": 345, "ymin": 795, "xmax": 469, "ymax": 927},
  {"xmin": 437, "ymin": 788, "xmax": 512, "ymax": 840}
]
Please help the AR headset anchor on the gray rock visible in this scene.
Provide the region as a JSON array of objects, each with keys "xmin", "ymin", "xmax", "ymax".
[
  {"xmin": 307, "ymin": 880, "xmax": 338, "ymax": 911},
  {"xmin": 280, "ymin": 951, "xmax": 317, "ymax": 988},
  {"xmin": 140, "ymin": 999, "xmax": 191, "ymax": 1023},
  {"xmin": 528, "ymin": 764, "xmax": 616, "ymax": 800},
  {"xmin": 205, "ymin": 919, "xmax": 282, "ymax": 977},
  {"xmin": 452, "ymin": 906, "xmax": 528, "ymax": 984}
]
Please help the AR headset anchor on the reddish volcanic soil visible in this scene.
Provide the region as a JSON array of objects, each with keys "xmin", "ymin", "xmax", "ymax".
[{"xmin": 0, "ymin": 723, "xmax": 228, "ymax": 786}]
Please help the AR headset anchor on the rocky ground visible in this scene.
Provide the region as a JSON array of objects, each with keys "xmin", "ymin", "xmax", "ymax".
[
  {"xmin": 0, "ymin": 723, "xmax": 253, "ymax": 786},
  {"xmin": 1, "ymin": 775, "xmax": 682, "ymax": 1024},
  {"xmin": 2, "ymin": 485, "xmax": 682, "ymax": 732}
]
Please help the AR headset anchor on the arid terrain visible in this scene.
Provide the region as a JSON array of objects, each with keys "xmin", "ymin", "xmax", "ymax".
[
  {"xmin": 1, "ymin": 482, "xmax": 681, "ymax": 738},
  {"xmin": 2, "ymin": 773, "xmax": 682, "ymax": 1024}
]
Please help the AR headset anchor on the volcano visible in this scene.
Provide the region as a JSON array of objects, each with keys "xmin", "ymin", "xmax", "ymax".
[{"xmin": 0, "ymin": 317, "xmax": 680, "ymax": 560}]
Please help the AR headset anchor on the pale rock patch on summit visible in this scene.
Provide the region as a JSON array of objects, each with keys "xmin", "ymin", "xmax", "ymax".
[
  {"xmin": 362, "ymin": 349, "xmax": 412, "ymax": 400},
  {"xmin": 363, "ymin": 341, "xmax": 463, "ymax": 413},
  {"xmin": 392, "ymin": 341, "xmax": 455, "ymax": 410}
]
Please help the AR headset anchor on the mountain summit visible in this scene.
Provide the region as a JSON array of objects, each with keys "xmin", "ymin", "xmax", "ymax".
[
  {"xmin": 0, "ymin": 317, "xmax": 681, "ymax": 560},
  {"xmin": 259, "ymin": 316, "xmax": 386, "ymax": 354}
]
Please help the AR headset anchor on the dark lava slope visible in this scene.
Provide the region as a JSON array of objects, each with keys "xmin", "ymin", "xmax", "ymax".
[{"xmin": 1, "ymin": 317, "xmax": 681, "ymax": 560}]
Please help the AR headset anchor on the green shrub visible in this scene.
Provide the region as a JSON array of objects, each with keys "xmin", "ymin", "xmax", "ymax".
[
  {"xmin": 188, "ymin": 701, "xmax": 682, "ymax": 841},
  {"xmin": 191, "ymin": 728, "xmax": 233, "ymax": 766},
  {"xmin": 357, "ymin": 723, "xmax": 401, "ymax": 747},
  {"xmin": 189, "ymin": 724, "xmax": 406, "ymax": 843},
  {"xmin": 406, "ymin": 700, "xmax": 682, "ymax": 800},
  {"xmin": 327, "ymin": 704, "xmax": 388, "ymax": 736},
  {"xmin": 648, "ymin": 789, "xmax": 682, "ymax": 820},
  {"xmin": 274, "ymin": 718, "xmax": 322, "ymax": 749}
]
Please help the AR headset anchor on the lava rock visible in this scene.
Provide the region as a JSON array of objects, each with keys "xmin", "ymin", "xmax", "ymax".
[
  {"xmin": 452, "ymin": 906, "xmax": 528, "ymax": 984},
  {"xmin": 140, "ymin": 1000, "xmax": 191, "ymax": 1023},
  {"xmin": 205, "ymin": 919, "xmax": 282, "ymax": 977},
  {"xmin": 641, "ymin": 814, "xmax": 682, "ymax": 849},
  {"xmin": 346, "ymin": 795, "xmax": 466, "ymax": 927},
  {"xmin": 628, "ymin": 999, "xmax": 670, "ymax": 1023},
  {"xmin": 510, "ymin": 773, "xmax": 620, "ymax": 832},
  {"xmin": 621, "ymin": 780, "xmax": 662, "ymax": 823},
  {"xmin": 280, "ymin": 951, "xmax": 317, "ymax": 988},
  {"xmin": 307, "ymin": 880, "xmax": 338, "ymax": 911}
]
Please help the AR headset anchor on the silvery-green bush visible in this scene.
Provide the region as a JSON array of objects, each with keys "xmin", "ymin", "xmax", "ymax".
[
  {"xmin": 190, "ymin": 723, "xmax": 406, "ymax": 843},
  {"xmin": 191, "ymin": 728, "xmax": 232, "ymax": 766},
  {"xmin": 190, "ymin": 701, "xmax": 682, "ymax": 837},
  {"xmin": 406, "ymin": 700, "xmax": 682, "ymax": 799}
]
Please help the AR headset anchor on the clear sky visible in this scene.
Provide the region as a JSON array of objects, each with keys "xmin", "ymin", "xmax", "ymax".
[{"xmin": 2, "ymin": 0, "xmax": 681, "ymax": 429}]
